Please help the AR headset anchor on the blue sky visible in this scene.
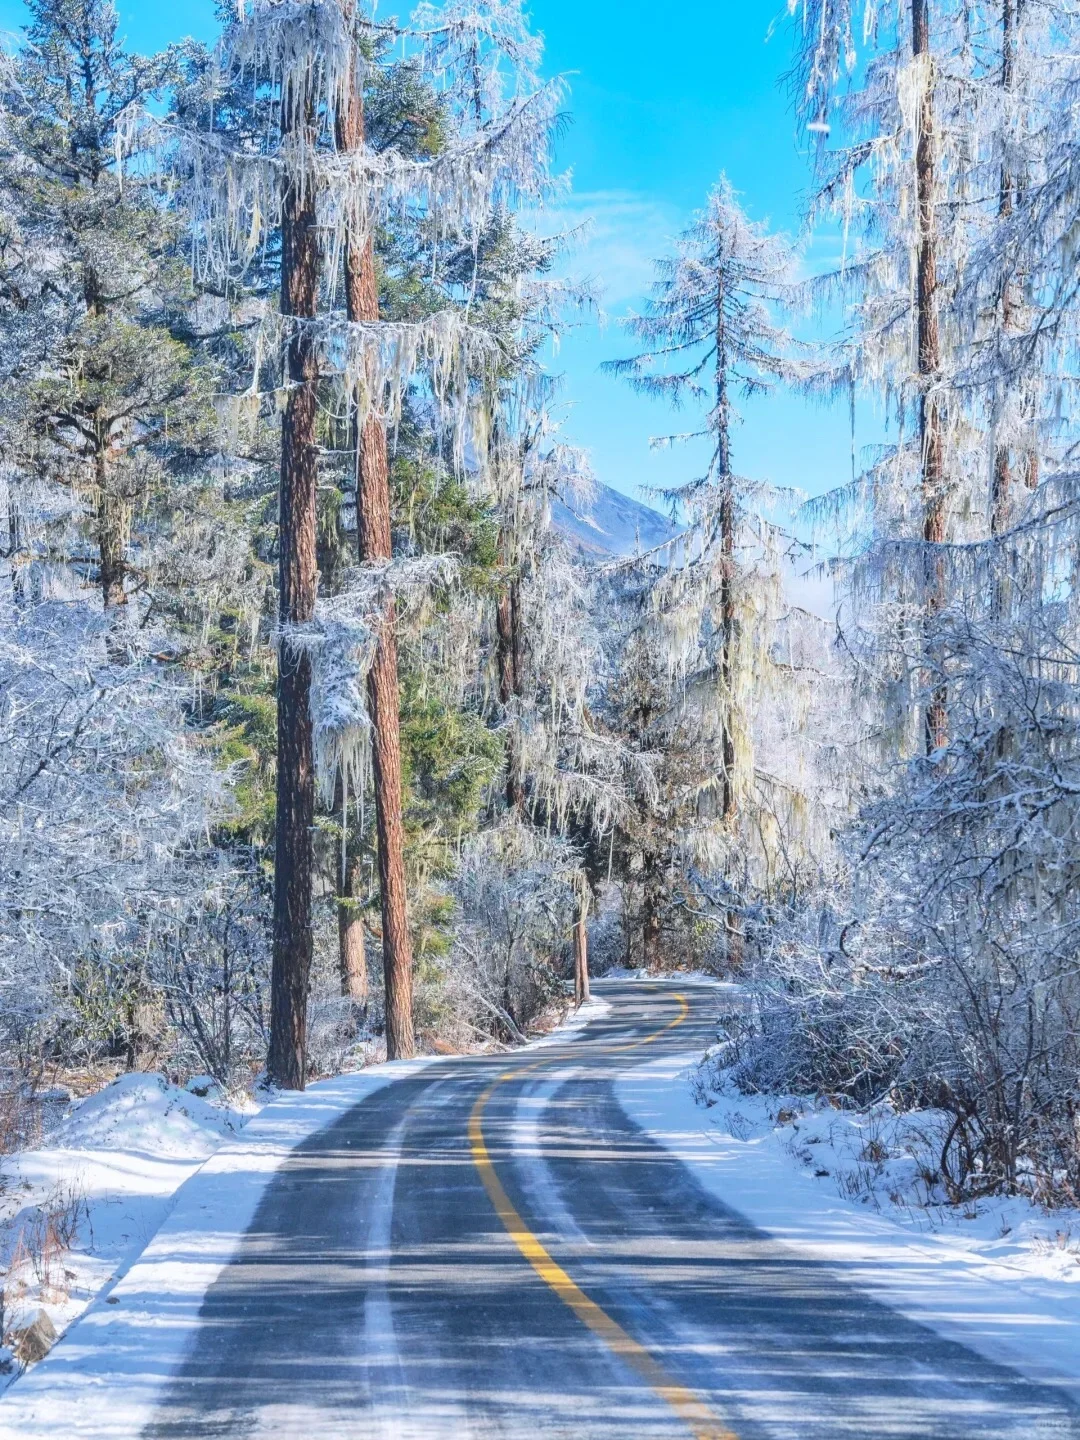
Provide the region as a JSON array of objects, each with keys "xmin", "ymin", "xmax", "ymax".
[
  {"xmin": 529, "ymin": 0, "xmax": 863, "ymax": 511},
  {"xmin": 0, "ymin": 0, "xmax": 867, "ymax": 510}
]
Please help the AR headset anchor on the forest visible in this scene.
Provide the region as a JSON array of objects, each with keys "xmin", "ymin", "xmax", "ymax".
[{"xmin": 1, "ymin": 0, "xmax": 1079, "ymax": 1216}]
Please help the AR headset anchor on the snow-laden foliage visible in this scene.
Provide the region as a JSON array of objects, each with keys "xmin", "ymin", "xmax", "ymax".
[
  {"xmin": 437, "ymin": 819, "xmax": 578, "ymax": 1044},
  {"xmin": 724, "ymin": 0, "xmax": 1080, "ymax": 1205},
  {"xmin": 285, "ymin": 553, "xmax": 459, "ymax": 805},
  {"xmin": 601, "ymin": 181, "xmax": 811, "ymax": 966},
  {"xmin": 788, "ymin": 478, "xmax": 1080, "ymax": 1203},
  {"xmin": 172, "ymin": 0, "xmax": 562, "ymax": 464},
  {"xmin": 179, "ymin": 0, "xmax": 559, "ymax": 277},
  {"xmin": 4, "ymin": 0, "xmax": 1080, "ymax": 1216},
  {"xmin": 0, "ymin": 596, "xmax": 230, "ymax": 1071}
]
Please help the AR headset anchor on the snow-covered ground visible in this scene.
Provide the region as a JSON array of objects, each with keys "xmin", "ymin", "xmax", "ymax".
[
  {"xmin": 616, "ymin": 1042, "xmax": 1080, "ymax": 1405},
  {"xmin": 18, "ymin": 982, "xmax": 1079, "ymax": 1428},
  {"xmin": 0, "ymin": 996, "xmax": 610, "ymax": 1432},
  {"xmin": 0, "ymin": 1073, "xmax": 258, "ymax": 1390}
]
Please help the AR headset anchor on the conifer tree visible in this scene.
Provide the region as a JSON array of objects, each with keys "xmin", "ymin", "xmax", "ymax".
[
  {"xmin": 605, "ymin": 179, "xmax": 794, "ymax": 965},
  {"xmin": 0, "ymin": 0, "xmax": 210, "ymax": 655},
  {"xmin": 176, "ymin": 0, "xmax": 558, "ymax": 1081}
]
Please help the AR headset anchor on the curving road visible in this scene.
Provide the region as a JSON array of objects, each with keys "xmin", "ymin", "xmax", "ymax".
[{"xmin": 144, "ymin": 981, "xmax": 1080, "ymax": 1440}]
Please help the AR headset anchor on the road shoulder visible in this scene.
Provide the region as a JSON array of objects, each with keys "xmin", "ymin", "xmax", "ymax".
[{"xmin": 614, "ymin": 1044, "xmax": 1080, "ymax": 1409}]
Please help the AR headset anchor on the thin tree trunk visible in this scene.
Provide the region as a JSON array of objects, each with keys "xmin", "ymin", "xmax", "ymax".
[
  {"xmin": 96, "ymin": 451, "xmax": 127, "ymax": 612},
  {"xmin": 493, "ymin": 432, "xmax": 525, "ymax": 811},
  {"xmin": 642, "ymin": 859, "xmax": 662, "ymax": 970},
  {"xmin": 573, "ymin": 884, "xmax": 591, "ymax": 1006},
  {"xmin": 267, "ymin": 101, "xmax": 320, "ymax": 1091},
  {"xmin": 991, "ymin": 444, "xmax": 1011, "ymax": 539},
  {"xmin": 84, "ymin": 263, "xmax": 128, "ymax": 649},
  {"xmin": 95, "ymin": 445, "xmax": 129, "ymax": 663},
  {"xmin": 991, "ymin": 0, "xmax": 1018, "ymax": 539},
  {"xmin": 714, "ymin": 242, "xmax": 744, "ymax": 965},
  {"xmin": 913, "ymin": 0, "xmax": 949, "ymax": 754},
  {"xmin": 496, "ymin": 556, "xmax": 525, "ymax": 810},
  {"xmin": 338, "ymin": 854, "xmax": 369, "ymax": 1003},
  {"xmin": 338, "ymin": 47, "xmax": 416, "ymax": 1060},
  {"xmin": 717, "ymin": 412, "xmax": 737, "ymax": 821}
]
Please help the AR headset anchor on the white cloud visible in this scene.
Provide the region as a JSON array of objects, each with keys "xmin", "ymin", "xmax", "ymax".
[{"xmin": 529, "ymin": 189, "xmax": 686, "ymax": 312}]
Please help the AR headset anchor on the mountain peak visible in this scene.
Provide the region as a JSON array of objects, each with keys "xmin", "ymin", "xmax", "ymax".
[{"xmin": 552, "ymin": 482, "xmax": 680, "ymax": 559}]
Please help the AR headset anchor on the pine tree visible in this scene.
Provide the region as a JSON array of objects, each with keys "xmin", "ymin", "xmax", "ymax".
[
  {"xmin": 605, "ymin": 179, "xmax": 794, "ymax": 966},
  {"xmin": 0, "ymin": 0, "xmax": 210, "ymax": 655},
  {"xmin": 176, "ymin": 0, "xmax": 558, "ymax": 1081}
]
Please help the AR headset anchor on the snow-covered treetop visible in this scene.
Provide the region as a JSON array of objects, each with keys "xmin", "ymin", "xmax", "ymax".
[
  {"xmin": 606, "ymin": 177, "xmax": 797, "ymax": 496},
  {"xmin": 177, "ymin": 0, "xmax": 563, "ymax": 281}
]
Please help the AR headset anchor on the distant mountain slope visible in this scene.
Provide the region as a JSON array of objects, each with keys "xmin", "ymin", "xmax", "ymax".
[{"xmin": 552, "ymin": 481, "xmax": 681, "ymax": 559}]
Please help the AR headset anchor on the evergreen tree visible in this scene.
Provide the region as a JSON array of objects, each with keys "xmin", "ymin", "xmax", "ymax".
[
  {"xmin": 176, "ymin": 0, "xmax": 559, "ymax": 1082},
  {"xmin": 604, "ymin": 180, "xmax": 795, "ymax": 966},
  {"xmin": 0, "ymin": 0, "xmax": 211, "ymax": 655}
]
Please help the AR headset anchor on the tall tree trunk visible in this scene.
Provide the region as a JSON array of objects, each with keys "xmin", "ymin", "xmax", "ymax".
[
  {"xmin": 991, "ymin": 0, "xmax": 1018, "ymax": 539},
  {"xmin": 642, "ymin": 858, "xmax": 662, "ymax": 970},
  {"xmin": 267, "ymin": 106, "xmax": 320, "ymax": 1090},
  {"xmin": 912, "ymin": 0, "xmax": 949, "ymax": 754},
  {"xmin": 496, "ymin": 534, "xmax": 525, "ymax": 810},
  {"xmin": 573, "ymin": 883, "xmax": 591, "ymax": 1006},
  {"xmin": 715, "ymin": 246, "xmax": 743, "ymax": 967},
  {"xmin": 95, "ymin": 444, "xmax": 129, "ymax": 663},
  {"xmin": 991, "ymin": 444, "xmax": 1012, "ymax": 539},
  {"xmin": 493, "ymin": 423, "xmax": 525, "ymax": 812},
  {"xmin": 95, "ymin": 451, "xmax": 126, "ymax": 612},
  {"xmin": 717, "ymin": 402, "xmax": 737, "ymax": 822},
  {"xmin": 338, "ymin": 50, "xmax": 416, "ymax": 1060},
  {"xmin": 338, "ymin": 854, "xmax": 369, "ymax": 1003},
  {"xmin": 85, "ymin": 265, "xmax": 128, "ymax": 649}
]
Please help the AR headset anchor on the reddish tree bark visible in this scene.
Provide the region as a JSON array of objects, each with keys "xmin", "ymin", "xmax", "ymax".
[
  {"xmin": 913, "ymin": 0, "xmax": 949, "ymax": 754},
  {"xmin": 338, "ymin": 49, "xmax": 416, "ymax": 1060},
  {"xmin": 267, "ymin": 102, "xmax": 320, "ymax": 1090}
]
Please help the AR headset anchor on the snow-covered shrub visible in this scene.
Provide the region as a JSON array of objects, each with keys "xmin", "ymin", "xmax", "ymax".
[
  {"xmin": 434, "ymin": 821, "xmax": 577, "ymax": 1045},
  {"xmin": 731, "ymin": 487, "xmax": 1080, "ymax": 1205},
  {"xmin": 302, "ymin": 900, "xmax": 378, "ymax": 1077},
  {"xmin": 583, "ymin": 885, "xmax": 630, "ymax": 975},
  {"xmin": 0, "ymin": 596, "xmax": 230, "ymax": 1081},
  {"xmin": 150, "ymin": 853, "xmax": 271, "ymax": 1087}
]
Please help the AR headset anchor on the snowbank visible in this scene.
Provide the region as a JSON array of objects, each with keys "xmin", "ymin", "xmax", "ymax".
[
  {"xmin": 0, "ymin": 1073, "xmax": 256, "ymax": 1394},
  {"xmin": 529, "ymin": 993, "xmax": 611, "ymax": 1047},
  {"xmin": 616, "ymin": 1047, "xmax": 1080, "ymax": 1404}
]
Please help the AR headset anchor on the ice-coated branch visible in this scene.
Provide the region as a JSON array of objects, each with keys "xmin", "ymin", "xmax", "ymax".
[{"xmin": 281, "ymin": 554, "xmax": 459, "ymax": 803}]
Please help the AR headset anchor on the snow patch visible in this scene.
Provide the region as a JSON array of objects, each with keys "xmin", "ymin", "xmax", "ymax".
[
  {"xmin": 0, "ymin": 1073, "xmax": 257, "ymax": 1398},
  {"xmin": 45, "ymin": 1072, "xmax": 248, "ymax": 1159}
]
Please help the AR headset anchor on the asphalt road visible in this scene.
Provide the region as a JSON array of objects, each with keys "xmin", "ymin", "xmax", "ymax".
[{"xmin": 144, "ymin": 980, "xmax": 1080, "ymax": 1439}]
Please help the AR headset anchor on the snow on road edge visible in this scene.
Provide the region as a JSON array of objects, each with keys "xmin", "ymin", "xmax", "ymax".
[
  {"xmin": 0, "ymin": 1060, "xmax": 437, "ymax": 1437},
  {"xmin": 615, "ymin": 1046, "xmax": 1080, "ymax": 1406},
  {"xmin": 1, "ymin": 998, "xmax": 610, "ymax": 1438}
]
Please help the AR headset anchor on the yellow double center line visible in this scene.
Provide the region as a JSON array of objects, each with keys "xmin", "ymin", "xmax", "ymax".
[{"xmin": 467, "ymin": 993, "xmax": 738, "ymax": 1440}]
